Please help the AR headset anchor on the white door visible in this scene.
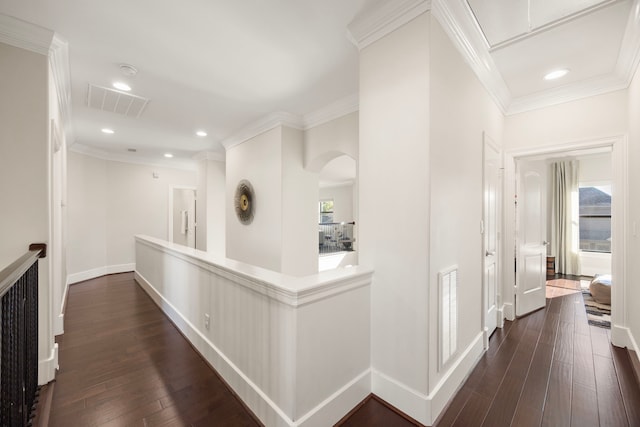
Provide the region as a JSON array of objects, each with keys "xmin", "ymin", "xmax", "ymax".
[
  {"xmin": 483, "ymin": 138, "xmax": 501, "ymax": 339},
  {"xmin": 516, "ymin": 159, "xmax": 547, "ymax": 317}
]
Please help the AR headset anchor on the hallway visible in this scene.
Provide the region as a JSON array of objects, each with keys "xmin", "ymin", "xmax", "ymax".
[
  {"xmin": 433, "ymin": 289, "xmax": 640, "ymax": 427},
  {"xmin": 49, "ymin": 274, "xmax": 640, "ymax": 426},
  {"xmin": 50, "ymin": 273, "xmax": 260, "ymax": 426}
]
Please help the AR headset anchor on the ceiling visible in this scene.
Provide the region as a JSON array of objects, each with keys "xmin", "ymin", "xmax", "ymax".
[{"xmin": 0, "ymin": 0, "xmax": 638, "ymax": 169}]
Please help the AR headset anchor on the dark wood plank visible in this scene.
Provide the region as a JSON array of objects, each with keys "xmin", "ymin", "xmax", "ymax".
[
  {"xmin": 49, "ymin": 273, "xmax": 261, "ymax": 427},
  {"xmin": 337, "ymin": 396, "xmax": 419, "ymax": 427},
  {"xmin": 571, "ymin": 382, "xmax": 599, "ymax": 427},
  {"xmin": 593, "ymin": 354, "xmax": 629, "ymax": 427},
  {"xmin": 451, "ymin": 392, "xmax": 492, "ymax": 427},
  {"xmin": 611, "ymin": 346, "xmax": 640, "ymax": 425},
  {"xmin": 541, "ymin": 360, "xmax": 572, "ymax": 426}
]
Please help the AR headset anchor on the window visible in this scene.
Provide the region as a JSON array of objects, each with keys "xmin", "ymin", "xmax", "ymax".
[
  {"xmin": 579, "ymin": 185, "xmax": 611, "ymax": 253},
  {"xmin": 319, "ymin": 200, "xmax": 334, "ymax": 223}
]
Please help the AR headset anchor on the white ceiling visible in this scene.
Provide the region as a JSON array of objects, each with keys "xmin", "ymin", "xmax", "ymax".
[{"xmin": 0, "ymin": 0, "xmax": 639, "ymax": 169}]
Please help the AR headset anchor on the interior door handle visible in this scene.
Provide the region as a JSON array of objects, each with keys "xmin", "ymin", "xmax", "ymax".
[
  {"xmin": 486, "ymin": 250, "xmax": 496, "ymax": 256},
  {"xmin": 543, "ymin": 241, "xmax": 550, "ymax": 246}
]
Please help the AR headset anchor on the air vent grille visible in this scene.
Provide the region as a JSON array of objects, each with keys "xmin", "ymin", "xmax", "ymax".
[{"xmin": 86, "ymin": 84, "xmax": 149, "ymax": 117}]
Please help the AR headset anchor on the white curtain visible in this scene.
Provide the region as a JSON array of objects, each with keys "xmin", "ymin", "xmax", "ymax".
[{"xmin": 551, "ymin": 161, "xmax": 581, "ymax": 275}]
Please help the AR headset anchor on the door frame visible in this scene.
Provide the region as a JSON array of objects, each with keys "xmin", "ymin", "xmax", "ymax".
[
  {"xmin": 168, "ymin": 185, "xmax": 197, "ymax": 247},
  {"xmin": 503, "ymin": 135, "xmax": 628, "ymax": 348},
  {"xmin": 482, "ymin": 133, "xmax": 503, "ymax": 349}
]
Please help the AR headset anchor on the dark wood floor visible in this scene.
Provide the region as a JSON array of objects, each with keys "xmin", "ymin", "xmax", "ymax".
[
  {"xmin": 50, "ymin": 273, "xmax": 260, "ymax": 426},
  {"xmin": 52, "ymin": 274, "xmax": 640, "ymax": 427},
  {"xmin": 431, "ymin": 288, "xmax": 640, "ymax": 427}
]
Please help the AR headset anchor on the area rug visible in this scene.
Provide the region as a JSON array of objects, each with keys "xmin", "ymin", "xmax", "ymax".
[{"xmin": 582, "ymin": 290, "xmax": 611, "ymax": 329}]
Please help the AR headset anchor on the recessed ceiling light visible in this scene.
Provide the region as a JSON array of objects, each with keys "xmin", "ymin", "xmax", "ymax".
[
  {"xmin": 113, "ymin": 81, "xmax": 131, "ymax": 91},
  {"xmin": 101, "ymin": 128, "xmax": 115, "ymax": 134},
  {"xmin": 544, "ymin": 69, "xmax": 569, "ymax": 81},
  {"xmin": 164, "ymin": 153, "xmax": 174, "ymax": 158},
  {"xmin": 196, "ymin": 130, "xmax": 207, "ymax": 137}
]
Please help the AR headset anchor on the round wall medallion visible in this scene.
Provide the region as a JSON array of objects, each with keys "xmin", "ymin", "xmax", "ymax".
[{"xmin": 234, "ymin": 180, "xmax": 255, "ymax": 225}]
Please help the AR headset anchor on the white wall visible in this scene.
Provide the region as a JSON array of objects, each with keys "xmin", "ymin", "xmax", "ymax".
[
  {"xmin": 226, "ymin": 126, "xmax": 318, "ymax": 276},
  {"xmin": 195, "ymin": 157, "xmax": 226, "ymax": 255},
  {"xmin": 304, "ymin": 112, "xmax": 358, "ymax": 172},
  {"xmin": 66, "ymin": 151, "xmax": 196, "ymax": 281},
  {"xmin": 0, "ymin": 42, "xmax": 53, "ymax": 372},
  {"xmin": 504, "ymin": 90, "xmax": 628, "ymax": 150},
  {"xmin": 281, "ymin": 126, "xmax": 319, "ymax": 276},
  {"xmin": 359, "ymin": 11, "xmax": 431, "ymax": 418},
  {"xmin": 226, "ymin": 127, "xmax": 283, "ymax": 272},
  {"xmin": 319, "ymin": 184, "xmax": 354, "ymax": 223},
  {"xmin": 627, "ymin": 66, "xmax": 640, "ymax": 355},
  {"xmin": 429, "ymin": 14, "xmax": 504, "ymax": 397}
]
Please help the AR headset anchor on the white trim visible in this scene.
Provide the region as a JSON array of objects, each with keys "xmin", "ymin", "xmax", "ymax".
[
  {"xmin": 167, "ymin": 185, "xmax": 197, "ymax": 245},
  {"xmin": 303, "ymin": 94, "xmax": 359, "ymax": 129},
  {"xmin": 67, "ymin": 263, "xmax": 135, "ymax": 285},
  {"xmin": 49, "ymin": 34, "xmax": 74, "ymax": 145},
  {"xmin": 136, "ymin": 235, "xmax": 373, "ymax": 308},
  {"xmin": 371, "ymin": 331, "xmax": 484, "ymax": 425},
  {"xmin": 0, "ymin": 13, "xmax": 54, "ymax": 55},
  {"xmin": 296, "ymin": 370, "xmax": 371, "ymax": 427},
  {"xmin": 193, "ymin": 151, "xmax": 225, "ymax": 162},
  {"xmin": 503, "ymin": 302, "xmax": 515, "ymax": 321},
  {"xmin": 431, "ymin": 0, "xmax": 640, "ymax": 115},
  {"xmin": 507, "ymin": 74, "xmax": 630, "ymax": 115},
  {"xmin": 432, "ymin": 0, "xmax": 511, "ymax": 113},
  {"xmin": 347, "ymin": 0, "xmax": 432, "ymax": 51},
  {"xmin": 135, "ymin": 270, "xmax": 371, "ymax": 427},
  {"xmin": 611, "ymin": 325, "xmax": 639, "ymax": 354},
  {"xmin": 221, "ymin": 112, "xmax": 304, "ymax": 151},
  {"xmin": 616, "ymin": 0, "xmax": 640, "ymax": 89},
  {"xmin": 38, "ymin": 343, "xmax": 58, "ymax": 385},
  {"xmin": 69, "ymin": 143, "xmax": 197, "ymax": 171}
]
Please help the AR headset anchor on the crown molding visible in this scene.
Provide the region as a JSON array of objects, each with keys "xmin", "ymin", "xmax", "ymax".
[
  {"xmin": 506, "ymin": 73, "xmax": 629, "ymax": 115},
  {"xmin": 432, "ymin": 0, "xmax": 511, "ymax": 113},
  {"xmin": 193, "ymin": 151, "xmax": 226, "ymax": 162},
  {"xmin": 49, "ymin": 34, "xmax": 75, "ymax": 145},
  {"xmin": 303, "ymin": 93, "xmax": 359, "ymax": 129},
  {"xmin": 347, "ymin": 0, "xmax": 432, "ymax": 50},
  {"xmin": 616, "ymin": 0, "xmax": 640, "ymax": 87},
  {"xmin": 70, "ymin": 143, "xmax": 197, "ymax": 172},
  {"xmin": 0, "ymin": 13, "xmax": 54, "ymax": 55},
  {"xmin": 220, "ymin": 111, "xmax": 304, "ymax": 151}
]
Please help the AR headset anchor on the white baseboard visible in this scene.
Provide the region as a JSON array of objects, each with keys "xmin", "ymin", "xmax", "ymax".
[
  {"xmin": 297, "ymin": 370, "xmax": 371, "ymax": 427},
  {"xmin": 503, "ymin": 302, "xmax": 515, "ymax": 321},
  {"xmin": 372, "ymin": 332, "xmax": 484, "ymax": 425},
  {"xmin": 134, "ymin": 270, "xmax": 368, "ymax": 427},
  {"xmin": 612, "ymin": 324, "xmax": 640, "ymax": 355},
  {"xmin": 497, "ymin": 304, "xmax": 505, "ymax": 328},
  {"xmin": 53, "ymin": 313, "xmax": 64, "ymax": 337},
  {"xmin": 38, "ymin": 343, "xmax": 58, "ymax": 385},
  {"xmin": 67, "ymin": 263, "xmax": 135, "ymax": 285}
]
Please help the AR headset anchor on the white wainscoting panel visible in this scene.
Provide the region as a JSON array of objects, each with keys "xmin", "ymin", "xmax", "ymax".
[{"xmin": 134, "ymin": 235, "xmax": 372, "ymax": 426}]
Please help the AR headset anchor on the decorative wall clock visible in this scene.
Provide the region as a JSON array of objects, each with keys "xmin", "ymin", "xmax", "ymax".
[{"xmin": 234, "ymin": 180, "xmax": 255, "ymax": 225}]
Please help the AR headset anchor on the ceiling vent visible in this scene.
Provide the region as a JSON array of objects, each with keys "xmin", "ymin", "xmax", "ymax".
[{"xmin": 86, "ymin": 84, "xmax": 149, "ymax": 117}]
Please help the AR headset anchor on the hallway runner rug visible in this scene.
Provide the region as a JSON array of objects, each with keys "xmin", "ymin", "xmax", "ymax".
[{"xmin": 582, "ymin": 290, "xmax": 611, "ymax": 329}]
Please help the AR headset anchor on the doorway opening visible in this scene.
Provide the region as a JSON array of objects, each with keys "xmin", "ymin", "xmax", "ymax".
[
  {"xmin": 506, "ymin": 136, "xmax": 626, "ymax": 348},
  {"xmin": 169, "ymin": 186, "xmax": 197, "ymax": 249}
]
